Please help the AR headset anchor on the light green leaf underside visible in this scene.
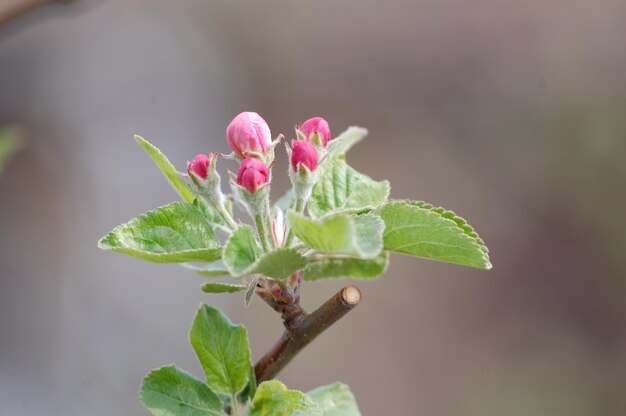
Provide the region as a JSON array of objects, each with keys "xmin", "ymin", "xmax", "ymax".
[
  {"xmin": 307, "ymin": 383, "xmax": 361, "ymax": 416},
  {"xmin": 288, "ymin": 211, "xmax": 384, "ymax": 259},
  {"xmin": 325, "ymin": 126, "xmax": 368, "ymax": 159},
  {"xmin": 0, "ymin": 128, "xmax": 23, "ymax": 176},
  {"xmin": 247, "ymin": 249, "xmax": 308, "ymax": 279},
  {"xmin": 182, "ymin": 261, "xmax": 229, "ymax": 277},
  {"xmin": 189, "ymin": 305, "xmax": 251, "ymax": 396},
  {"xmin": 304, "ymin": 253, "xmax": 388, "ymax": 281},
  {"xmin": 309, "ymin": 156, "xmax": 389, "ymax": 218},
  {"xmin": 139, "ymin": 365, "xmax": 225, "ymax": 416},
  {"xmin": 193, "ymin": 197, "xmax": 229, "ymax": 228},
  {"xmin": 135, "ymin": 135, "xmax": 195, "ymax": 203},
  {"xmin": 201, "ymin": 282, "xmax": 246, "ymax": 293},
  {"xmin": 376, "ymin": 200, "xmax": 491, "ymax": 269},
  {"xmin": 250, "ymin": 381, "xmax": 322, "ymax": 416},
  {"xmin": 222, "ymin": 226, "xmax": 262, "ymax": 276},
  {"xmin": 98, "ymin": 202, "xmax": 221, "ymax": 263}
]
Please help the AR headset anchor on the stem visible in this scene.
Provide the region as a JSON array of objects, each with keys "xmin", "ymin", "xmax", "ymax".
[
  {"xmin": 254, "ymin": 285, "xmax": 362, "ymax": 383},
  {"xmin": 229, "ymin": 394, "xmax": 240, "ymax": 416},
  {"xmin": 283, "ymin": 197, "xmax": 305, "ymax": 247},
  {"xmin": 255, "ymin": 213, "xmax": 272, "ymax": 252},
  {"xmin": 218, "ymin": 203, "xmax": 238, "ymax": 230}
]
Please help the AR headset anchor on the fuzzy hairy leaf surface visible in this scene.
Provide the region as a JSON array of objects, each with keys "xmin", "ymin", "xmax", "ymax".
[
  {"xmin": 288, "ymin": 211, "xmax": 384, "ymax": 259},
  {"xmin": 309, "ymin": 156, "xmax": 389, "ymax": 218},
  {"xmin": 307, "ymin": 383, "xmax": 361, "ymax": 416},
  {"xmin": 189, "ymin": 305, "xmax": 251, "ymax": 396},
  {"xmin": 377, "ymin": 200, "xmax": 491, "ymax": 269},
  {"xmin": 140, "ymin": 365, "xmax": 225, "ymax": 416},
  {"xmin": 250, "ymin": 381, "xmax": 322, "ymax": 416},
  {"xmin": 222, "ymin": 226, "xmax": 262, "ymax": 276},
  {"xmin": 135, "ymin": 135, "xmax": 195, "ymax": 203},
  {"xmin": 98, "ymin": 202, "xmax": 221, "ymax": 263},
  {"xmin": 182, "ymin": 261, "xmax": 229, "ymax": 277},
  {"xmin": 304, "ymin": 253, "xmax": 388, "ymax": 281},
  {"xmin": 200, "ymin": 282, "xmax": 246, "ymax": 293}
]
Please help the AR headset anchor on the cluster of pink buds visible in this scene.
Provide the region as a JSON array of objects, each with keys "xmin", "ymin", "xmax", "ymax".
[{"xmin": 226, "ymin": 111, "xmax": 272, "ymax": 193}]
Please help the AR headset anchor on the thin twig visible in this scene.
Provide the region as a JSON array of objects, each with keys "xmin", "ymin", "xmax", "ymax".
[
  {"xmin": 254, "ymin": 285, "xmax": 362, "ymax": 383},
  {"xmin": 0, "ymin": 0, "xmax": 75, "ymax": 28}
]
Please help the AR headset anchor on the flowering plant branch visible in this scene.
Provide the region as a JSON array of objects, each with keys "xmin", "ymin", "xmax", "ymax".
[{"xmin": 99, "ymin": 112, "xmax": 491, "ymax": 415}]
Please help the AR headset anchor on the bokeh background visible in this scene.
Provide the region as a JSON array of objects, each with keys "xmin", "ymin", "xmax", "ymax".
[{"xmin": 1, "ymin": 0, "xmax": 625, "ymax": 414}]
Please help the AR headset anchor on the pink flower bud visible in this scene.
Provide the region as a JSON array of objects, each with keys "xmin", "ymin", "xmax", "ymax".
[
  {"xmin": 226, "ymin": 112, "xmax": 272, "ymax": 158},
  {"xmin": 290, "ymin": 140, "xmax": 318, "ymax": 172},
  {"xmin": 187, "ymin": 153, "xmax": 210, "ymax": 180},
  {"xmin": 300, "ymin": 117, "xmax": 331, "ymax": 147},
  {"xmin": 236, "ymin": 157, "xmax": 269, "ymax": 193}
]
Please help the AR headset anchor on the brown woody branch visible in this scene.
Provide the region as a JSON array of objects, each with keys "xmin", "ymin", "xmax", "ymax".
[{"xmin": 254, "ymin": 285, "xmax": 362, "ymax": 383}]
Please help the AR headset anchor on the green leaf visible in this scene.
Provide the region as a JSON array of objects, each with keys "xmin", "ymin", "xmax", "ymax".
[
  {"xmin": 0, "ymin": 127, "xmax": 23, "ymax": 176},
  {"xmin": 98, "ymin": 202, "xmax": 222, "ymax": 263},
  {"xmin": 189, "ymin": 305, "xmax": 251, "ymax": 396},
  {"xmin": 325, "ymin": 126, "xmax": 367, "ymax": 159},
  {"xmin": 304, "ymin": 253, "xmax": 388, "ymax": 281},
  {"xmin": 223, "ymin": 227, "xmax": 307, "ymax": 279},
  {"xmin": 307, "ymin": 383, "xmax": 361, "ymax": 416},
  {"xmin": 238, "ymin": 365, "xmax": 257, "ymax": 405},
  {"xmin": 182, "ymin": 261, "xmax": 229, "ymax": 277},
  {"xmin": 222, "ymin": 225, "xmax": 262, "ymax": 276},
  {"xmin": 139, "ymin": 365, "xmax": 225, "ymax": 416},
  {"xmin": 250, "ymin": 381, "xmax": 322, "ymax": 416},
  {"xmin": 376, "ymin": 200, "xmax": 492, "ymax": 269},
  {"xmin": 246, "ymin": 249, "xmax": 308, "ymax": 279},
  {"xmin": 200, "ymin": 282, "xmax": 246, "ymax": 293},
  {"xmin": 288, "ymin": 211, "xmax": 384, "ymax": 259},
  {"xmin": 309, "ymin": 156, "xmax": 389, "ymax": 218},
  {"xmin": 193, "ymin": 197, "xmax": 229, "ymax": 229},
  {"xmin": 135, "ymin": 135, "xmax": 195, "ymax": 203}
]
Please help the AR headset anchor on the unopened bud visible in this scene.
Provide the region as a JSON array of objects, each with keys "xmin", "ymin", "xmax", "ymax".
[
  {"xmin": 290, "ymin": 140, "xmax": 318, "ymax": 172},
  {"xmin": 299, "ymin": 117, "xmax": 331, "ymax": 147},
  {"xmin": 236, "ymin": 157, "xmax": 269, "ymax": 193},
  {"xmin": 226, "ymin": 111, "xmax": 271, "ymax": 158},
  {"xmin": 187, "ymin": 153, "xmax": 210, "ymax": 183}
]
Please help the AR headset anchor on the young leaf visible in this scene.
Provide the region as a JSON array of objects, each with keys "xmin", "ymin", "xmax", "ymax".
[
  {"xmin": 304, "ymin": 253, "xmax": 389, "ymax": 281},
  {"xmin": 135, "ymin": 135, "xmax": 195, "ymax": 203},
  {"xmin": 249, "ymin": 380, "xmax": 322, "ymax": 416},
  {"xmin": 222, "ymin": 225, "xmax": 262, "ymax": 276},
  {"xmin": 98, "ymin": 202, "xmax": 222, "ymax": 263},
  {"xmin": 324, "ymin": 126, "xmax": 368, "ymax": 159},
  {"xmin": 307, "ymin": 383, "xmax": 361, "ymax": 416},
  {"xmin": 139, "ymin": 365, "xmax": 225, "ymax": 416},
  {"xmin": 189, "ymin": 305, "xmax": 251, "ymax": 396},
  {"xmin": 376, "ymin": 200, "xmax": 492, "ymax": 269},
  {"xmin": 200, "ymin": 282, "xmax": 246, "ymax": 293},
  {"xmin": 308, "ymin": 156, "xmax": 389, "ymax": 218},
  {"xmin": 240, "ymin": 249, "xmax": 309, "ymax": 280},
  {"xmin": 288, "ymin": 211, "xmax": 384, "ymax": 259},
  {"xmin": 193, "ymin": 197, "xmax": 229, "ymax": 229},
  {"xmin": 182, "ymin": 261, "xmax": 229, "ymax": 277}
]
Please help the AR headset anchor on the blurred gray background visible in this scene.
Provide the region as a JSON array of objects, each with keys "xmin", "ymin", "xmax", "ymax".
[{"xmin": 1, "ymin": 0, "xmax": 625, "ymax": 415}]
